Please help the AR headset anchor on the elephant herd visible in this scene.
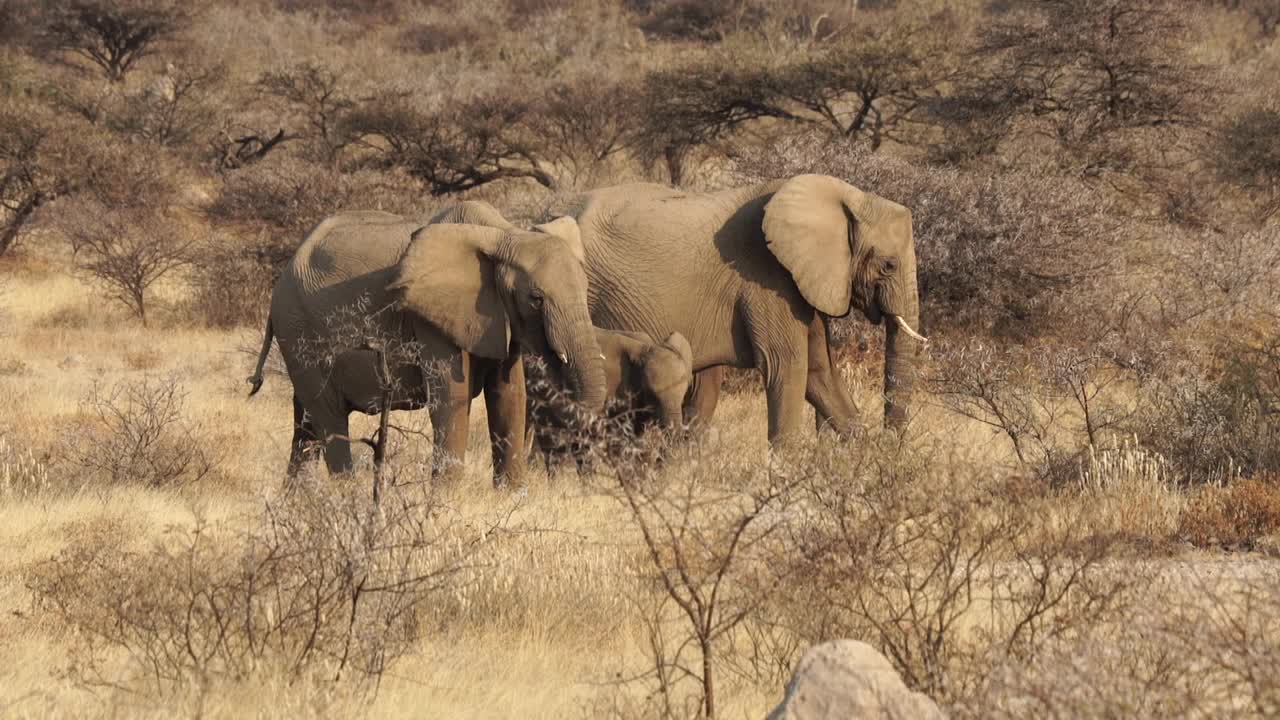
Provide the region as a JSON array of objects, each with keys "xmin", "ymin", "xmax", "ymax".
[{"xmin": 247, "ymin": 174, "xmax": 927, "ymax": 485}]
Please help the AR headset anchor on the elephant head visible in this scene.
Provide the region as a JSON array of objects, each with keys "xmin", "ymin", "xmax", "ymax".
[
  {"xmin": 389, "ymin": 219, "xmax": 607, "ymax": 413},
  {"xmin": 640, "ymin": 331, "xmax": 695, "ymax": 430},
  {"xmin": 762, "ymin": 174, "xmax": 927, "ymax": 429}
]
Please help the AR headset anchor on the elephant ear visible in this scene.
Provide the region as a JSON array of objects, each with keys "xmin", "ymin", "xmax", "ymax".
[
  {"xmin": 663, "ymin": 331, "xmax": 694, "ymax": 373},
  {"xmin": 762, "ymin": 174, "xmax": 871, "ymax": 317},
  {"xmin": 534, "ymin": 216, "xmax": 585, "ymax": 265},
  {"xmin": 389, "ymin": 223, "xmax": 511, "ymax": 360}
]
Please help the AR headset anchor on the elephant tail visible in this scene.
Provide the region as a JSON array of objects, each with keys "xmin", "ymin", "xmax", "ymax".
[{"xmin": 247, "ymin": 317, "xmax": 274, "ymax": 397}]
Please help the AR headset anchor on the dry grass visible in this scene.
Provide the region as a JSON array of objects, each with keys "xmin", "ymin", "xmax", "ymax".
[{"xmin": 0, "ymin": 252, "xmax": 1275, "ymax": 719}]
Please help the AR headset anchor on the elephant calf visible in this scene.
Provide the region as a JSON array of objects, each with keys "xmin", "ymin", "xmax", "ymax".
[{"xmin": 526, "ymin": 328, "xmax": 694, "ymax": 476}]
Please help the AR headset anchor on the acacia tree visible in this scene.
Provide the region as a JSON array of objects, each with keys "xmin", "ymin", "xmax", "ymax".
[
  {"xmin": 634, "ymin": 14, "xmax": 956, "ymax": 182},
  {"xmin": 774, "ymin": 18, "xmax": 955, "ymax": 149},
  {"xmin": 636, "ymin": 60, "xmax": 803, "ymax": 184},
  {"xmin": 343, "ymin": 91, "xmax": 558, "ymax": 194},
  {"xmin": 525, "ymin": 74, "xmax": 645, "ymax": 186},
  {"xmin": 36, "ymin": 0, "xmax": 186, "ymax": 83},
  {"xmin": 974, "ymin": 0, "xmax": 1213, "ymax": 177}
]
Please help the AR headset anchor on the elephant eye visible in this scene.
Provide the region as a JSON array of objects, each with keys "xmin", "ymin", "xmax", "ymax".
[
  {"xmin": 883, "ymin": 258, "xmax": 898, "ymax": 274},
  {"xmin": 529, "ymin": 291, "xmax": 545, "ymax": 310}
]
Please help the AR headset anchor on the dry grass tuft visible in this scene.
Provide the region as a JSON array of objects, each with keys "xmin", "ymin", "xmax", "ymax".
[
  {"xmin": 0, "ymin": 435, "xmax": 52, "ymax": 501},
  {"xmin": 1181, "ymin": 475, "xmax": 1280, "ymax": 551},
  {"xmin": 0, "ymin": 355, "xmax": 30, "ymax": 376},
  {"xmin": 1075, "ymin": 439, "xmax": 1186, "ymax": 544},
  {"xmin": 122, "ymin": 348, "xmax": 164, "ymax": 371},
  {"xmin": 34, "ymin": 305, "xmax": 92, "ymax": 330}
]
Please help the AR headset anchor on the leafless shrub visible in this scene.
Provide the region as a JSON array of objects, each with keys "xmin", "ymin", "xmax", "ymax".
[
  {"xmin": 0, "ymin": 101, "xmax": 87, "ymax": 256},
  {"xmin": 632, "ymin": 0, "xmax": 767, "ymax": 42},
  {"xmin": 1136, "ymin": 348, "xmax": 1280, "ymax": 483},
  {"xmin": 199, "ymin": 160, "xmax": 425, "ymax": 327},
  {"xmin": 26, "ymin": 475, "xmax": 503, "ymax": 695},
  {"xmin": 289, "ymin": 295, "xmax": 468, "ymax": 484},
  {"xmin": 926, "ymin": 338, "xmax": 1146, "ymax": 481},
  {"xmin": 775, "ymin": 434, "xmax": 1134, "ymax": 704},
  {"xmin": 0, "ymin": 355, "xmax": 28, "ymax": 376},
  {"xmin": 110, "ymin": 62, "xmax": 222, "ymax": 148},
  {"xmin": 59, "ymin": 374, "xmax": 217, "ymax": 488},
  {"xmin": 592, "ymin": 436, "xmax": 799, "ymax": 720},
  {"xmin": 1197, "ymin": 0, "xmax": 1280, "ymax": 36},
  {"xmin": 2, "ymin": 99, "xmax": 184, "ymax": 257},
  {"xmin": 959, "ymin": 568, "xmax": 1280, "ymax": 719},
  {"xmin": 186, "ymin": 232, "xmax": 276, "ymax": 328},
  {"xmin": 60, "ymin": 199, "xmax": 196, "ymax": 325},
  {"xmin": 399, "ymin": 20, "xmax": 484, "ymax": 55},
  {"xmin": 122, "ymin": 348, "xmax": 162, "ymax": 371},
  {"xmin": 1216, "ymin": 99, "xmax": 1280, "ymax": 221},
  {"xmin": 208, "ymin": 157, "xmax": 422, "ymax": 236},
  {"xmin": 256, "ymin": 61, "xmax": 352, "ymax": 163},
  {"xmin": 273, "ymin": 0, "xmax": 400, "ymax": 21},
  {"xmin": 926, "ymin": 341, "xmax": 1070, "ymax": 476}
]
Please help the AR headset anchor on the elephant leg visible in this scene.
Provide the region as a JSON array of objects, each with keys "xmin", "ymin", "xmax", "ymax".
[
  {"xmin": 804, "ymin": 315, "xmax": 861, "ymax": 439},
  {"xmin": 287, "ymin": 395, "xmax": 318, "ymax": 478},
  {"xmin": 306, "ymin": 405, "xmax": 352, "ymax": 476},
  {"xmin": 683, "ymin": 366, "xmax": 723, "ymax": 432},
  {"xmin": 762, "ymin": 354, "xmax": 809, "ymax": 448},
  {"xmin": 483, "ymin": 353, "xmax": 527, "ymax": 488},
  {"xmin": 430, "ymin": 399, "xmax": 470, "ymax": 483},
  {"xmin": 429, "ymin": 355, "xmax": 472, "ymax": 484}
]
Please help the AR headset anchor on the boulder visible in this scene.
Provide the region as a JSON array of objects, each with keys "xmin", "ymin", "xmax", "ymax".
[{"xmin": 767, "ymin": 640, "xmax": 945, "ymax": 720}]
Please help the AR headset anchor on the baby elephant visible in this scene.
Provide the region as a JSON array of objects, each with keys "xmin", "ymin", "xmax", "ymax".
[{"xmin": 526, "ymin": 329, "xmax": 694, "ymax": 476}]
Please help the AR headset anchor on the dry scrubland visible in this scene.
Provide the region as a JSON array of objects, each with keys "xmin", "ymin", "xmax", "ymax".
[{"xmin": 2, "ymin": 0, "xmax": 1280, "ymax": 717}]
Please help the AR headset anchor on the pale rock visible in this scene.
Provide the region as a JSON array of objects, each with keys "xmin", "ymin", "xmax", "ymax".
[{"xmin": 767, "ymin": 640, "xmax": 945, "ymax": 720}]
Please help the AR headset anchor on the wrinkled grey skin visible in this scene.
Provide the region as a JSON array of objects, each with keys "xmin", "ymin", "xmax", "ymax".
[
  {"xmin": 248, "ymin": 202, "xmax": 606, "ymax": 486},
  {"xmin": 561, "ymin": 175, "xmax": 924, "ymax": 445},
  {"xmin": 525, "ymin": 328, "xmax": 694, "ymax": 475}
]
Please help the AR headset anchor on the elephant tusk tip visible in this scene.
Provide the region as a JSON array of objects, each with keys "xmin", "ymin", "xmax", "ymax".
[
  {"xmin": 893, "ymin": 315, "xmax": 929, "ymax": 343},
  {"xmin": 557, "ymin": 352, "xmax": 569, "ymax": 365},
  {"xmin": 599, "ymin": 354, "xmax": 606, "ymax": 361}
]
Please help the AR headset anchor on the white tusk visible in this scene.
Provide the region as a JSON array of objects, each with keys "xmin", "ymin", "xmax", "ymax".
[
  {"xmin": 893, "ymin": 315, "xmax": 929, "ymax": 343},
  {"xmin": 599, "ymin": 354, "xmax": 606, "ymax": 361},
  {"xmin": 557, "ymin": 352, "xmax": 569, "ymax": 365}
]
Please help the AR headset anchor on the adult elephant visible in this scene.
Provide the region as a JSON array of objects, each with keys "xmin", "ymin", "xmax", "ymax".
[
  {"xmin": 562, "ymin": 174, "xmax": 925, "ymax": 444},
  {"xmin": 248, "ymin": 203, "xmax": 606, "ymax": 485}
]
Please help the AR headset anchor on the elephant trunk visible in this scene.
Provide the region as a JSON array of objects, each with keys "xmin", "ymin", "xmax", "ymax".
[
  {"xmin": 880, "ymin": 307, "xmax": 921, "ymax": 425},
  {"xmin": 883, "ymin": 298, "xmax": 923, "ymax": 431},
  {"xmin": 545, "ymin": 309, "xmax": 608, "ymax": 415},
  {"xmin": 660, "ymin": 404, "xmax": 685, "ymax": 433}
]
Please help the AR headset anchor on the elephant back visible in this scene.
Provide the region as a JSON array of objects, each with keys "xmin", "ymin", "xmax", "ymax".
[{"xmin": 290, "ymin": 212, "xmax": 422, "ymax": 292}]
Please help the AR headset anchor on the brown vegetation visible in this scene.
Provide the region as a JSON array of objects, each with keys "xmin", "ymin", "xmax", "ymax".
[{"xmin": 0, "ymin": 0, "xmax": 1278, "ymax": 717}]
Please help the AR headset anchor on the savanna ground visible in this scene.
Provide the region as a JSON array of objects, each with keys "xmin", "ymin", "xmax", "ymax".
[{"xmin": 2, "ymin": 0, "xmax": 1280, "ymax": 718}]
